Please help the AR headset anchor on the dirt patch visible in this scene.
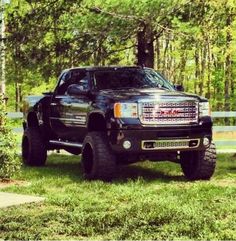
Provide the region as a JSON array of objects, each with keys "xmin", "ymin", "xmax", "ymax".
[
  {"xmin": 0, "ymin": 192, "xmax": 45, "ymax": 208},
  {"xmin": 0, "ymin": 179, "xmax": 29, "ymax": 189}
]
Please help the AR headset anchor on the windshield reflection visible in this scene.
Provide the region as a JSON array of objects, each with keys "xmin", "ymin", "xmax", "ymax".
[{"xmin": 93, "ymin": 69, "xmax": 174, "ymax": 91}]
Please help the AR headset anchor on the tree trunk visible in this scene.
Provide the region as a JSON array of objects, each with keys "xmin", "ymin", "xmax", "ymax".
[
  {"xmin": 155, "ymin": 37, "xmax": 160, "ymax": 70},
  {"xmin": 224, "ymin": 10, "xmax": 232, "ymax": 124},
  {"xmin": 194, "ymin": 45, "xmax": 200, "ymax": 94},
  {"xmin": 0, "ymin": 4, "xmax": 6, "ymax": 101},
  {"xmin": 137, "ymin": 23, "xmax": 154, "ymax": 68},
  {"xmin": 178, "ymin": 42, "xmax": 187, "ymax": 85},
  {"xmin": 206, "ymin": 39, "xmax": 211, "ymax": 99},
  {"xmin": 167, "ymin": 37, "xmax": 173, "ymax": 82},
  {"xmin": 163, "ymin": 34, "xmax": 169, "ymax": 78},
  {"xmin": 199, "ymin": 45, "xmax": 206, "ymax": 97}
]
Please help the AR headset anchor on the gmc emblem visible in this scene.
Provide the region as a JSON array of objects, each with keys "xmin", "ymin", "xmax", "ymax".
[{"xmin": 160, "ymin": 109, "xmax": 179, "ymax": 116}]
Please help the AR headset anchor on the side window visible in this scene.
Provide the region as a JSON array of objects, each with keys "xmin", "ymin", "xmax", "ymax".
[
  {"xmin": 66, "ymin": 71, "xmax": 90, "ymax": 93},
  {"xmin": 56, "ymin": 72, "xmax": 71, "ymax": 95},
  {"xmin": 56, "ymin": 70, "xmax": 90, "ymax": 95}
]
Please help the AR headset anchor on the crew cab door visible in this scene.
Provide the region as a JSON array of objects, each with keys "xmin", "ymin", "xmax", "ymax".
[{"xmin": 50, "ymin": 70, "xmax": 91, "ymax": 141}]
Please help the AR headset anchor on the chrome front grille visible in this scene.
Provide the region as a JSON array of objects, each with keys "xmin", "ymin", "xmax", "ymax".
[
  {"xmin": 142, "ymin": 139, "xmax": 200, "ymax": 150},
  {"xmin": 139, "ymin": 101, "xmax": 198, "ymax": 125}
]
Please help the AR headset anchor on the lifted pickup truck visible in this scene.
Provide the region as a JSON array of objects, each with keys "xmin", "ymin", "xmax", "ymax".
[{"xmin": 22, "ymin": 66, "xmax": 216, "ymax": 181}]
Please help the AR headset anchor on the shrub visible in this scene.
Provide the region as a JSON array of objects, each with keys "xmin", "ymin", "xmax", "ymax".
[{"xmin": 0, "ymin": 98, "xmax": 21, "ymax": 179}]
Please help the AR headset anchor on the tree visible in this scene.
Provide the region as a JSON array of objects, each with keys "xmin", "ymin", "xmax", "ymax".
[
  {"xmin": 0, "ymin": 98, "xmax": 21, "ymax": 179},
  {"xmin": 3, "ymin": 0, "xmax": 236, "ymax": 118}
]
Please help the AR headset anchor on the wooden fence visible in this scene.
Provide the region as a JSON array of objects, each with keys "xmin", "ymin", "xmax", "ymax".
[{"xmin": 7, "ymin": 111, "xmax": 236, "ymax": 147}]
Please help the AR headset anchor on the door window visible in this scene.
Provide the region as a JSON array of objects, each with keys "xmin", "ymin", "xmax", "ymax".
[
  {"xmin": 56, "ymin": 70, "xmax": 90, "ymax": 95},
  {"xmin": 56, "ymin": 72, "xmax": 71, "ymax": 95}
]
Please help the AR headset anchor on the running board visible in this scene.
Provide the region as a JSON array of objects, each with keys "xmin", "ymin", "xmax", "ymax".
[{"xmin": 49, "ymin": 140, "xmax": 83, "ymax": 148}]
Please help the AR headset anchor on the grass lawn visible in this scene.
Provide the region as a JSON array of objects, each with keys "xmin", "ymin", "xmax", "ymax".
[{"xmin": 0, "ymin": 153, "xmax": 236, "ymax": 240}]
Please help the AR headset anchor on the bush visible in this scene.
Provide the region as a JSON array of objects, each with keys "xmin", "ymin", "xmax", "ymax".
[{"xmin": 0, "ymin": 98, "xmax": 21, "ymax": 179}]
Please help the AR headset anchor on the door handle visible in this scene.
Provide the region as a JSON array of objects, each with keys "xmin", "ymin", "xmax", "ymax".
[{"xmin": 51, "ymin": 103, "xmax": 57, "ymax": 106}]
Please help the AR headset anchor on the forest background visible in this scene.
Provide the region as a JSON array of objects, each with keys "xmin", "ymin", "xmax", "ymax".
[{"xmin": 2, "ymin": 0, "xmax": 236, "ymax": 117}]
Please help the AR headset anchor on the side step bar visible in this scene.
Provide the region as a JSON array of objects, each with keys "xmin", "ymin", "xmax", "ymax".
[{"xmin": 49, "ymin": 140, "xmax": 83, "ymax": 148}]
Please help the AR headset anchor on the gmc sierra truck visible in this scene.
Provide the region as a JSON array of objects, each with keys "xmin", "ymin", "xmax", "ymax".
[{"xmin": 22, "ymin": 66, "xmax": 216, "ymax": 181}]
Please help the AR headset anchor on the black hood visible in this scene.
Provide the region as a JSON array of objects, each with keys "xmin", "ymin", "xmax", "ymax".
[{"xmin": 98, "ymin": 88, "xmax": 207, "ymax": 103}]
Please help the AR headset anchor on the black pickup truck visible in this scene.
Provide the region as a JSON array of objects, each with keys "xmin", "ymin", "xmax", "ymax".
[{"xmin": 22, "ymin": 66, "xmax": 216, "ymax": 181}]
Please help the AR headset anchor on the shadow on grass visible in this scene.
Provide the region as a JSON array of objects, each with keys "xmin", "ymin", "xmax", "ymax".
[
  {"xmin": 22, "ymin": 154, "xmax": 185, "ymax": 183},
  {"xmin": 116, "ymin": 164, "xmax": 185, "ymax": 183},
  {"xmin": 23, "ymin": 155, "xmax": 83, "ymax": 181},
  {"xmin": 214, "ymin": 154, "xmax": 236, "ymax": 177},
  {"xmin": 216, "ymin": 165, "xmax": 236, "ymax": 176}
]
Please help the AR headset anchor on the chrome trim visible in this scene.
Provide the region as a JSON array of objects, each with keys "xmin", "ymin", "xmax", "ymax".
[
  {"xmin": 49, "ymin": 140, "xmax": 83, "ymax": 148},
  {"xmin": 50, "ymin": 117, "xmax": 86, "ymax": 125},
  {"xmin": 50, "ymin": 117, "xmax": 86, "ymax": 122},
  {"xmin": 141, "ymin": 138, "xmax": 200, "ymax": 150}
]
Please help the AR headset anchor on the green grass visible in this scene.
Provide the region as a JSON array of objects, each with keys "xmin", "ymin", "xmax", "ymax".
[{"xmin": 0, "ymin": 154, "xmax": 236, "ymax": 240}]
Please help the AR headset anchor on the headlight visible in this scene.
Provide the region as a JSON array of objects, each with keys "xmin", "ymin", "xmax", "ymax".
[
  {"xmin": 199, "ymin": 102, "xmax": 211, "ymax": 117},
  {"xmin": 114, "ymin": 103, "xmax": 138, "ymax": 118}
]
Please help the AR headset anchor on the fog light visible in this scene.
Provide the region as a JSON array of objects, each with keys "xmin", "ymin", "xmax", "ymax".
[
  {"xmin": 203, "ymin": 137, "xmax": 210, "ymax": 146},
  {"xmin": 189, "ymin": 140, "xmax": 198, "ymax": 147},
  {"xmin": 123, "ymin": 140, "xmax": 131, "ymax": 149}
]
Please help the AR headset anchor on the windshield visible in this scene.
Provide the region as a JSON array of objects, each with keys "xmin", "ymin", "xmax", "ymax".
[{"xmin": 93, "ymin": 68, "xmax": 175, "ymax": 91}]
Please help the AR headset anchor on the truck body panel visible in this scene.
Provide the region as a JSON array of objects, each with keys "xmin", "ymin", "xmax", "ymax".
[{"xmin": 22, "ymin": 66, "xmax": 214, "ymax": 162}]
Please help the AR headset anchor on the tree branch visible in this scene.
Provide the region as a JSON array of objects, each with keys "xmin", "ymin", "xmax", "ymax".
[
  {"xmin": 88, "ymin": 6, "xmax": 145, "ymax": 23},
  {"xmin": 106, "ymin": 44, "xmax": 136, "ymax": 55}
]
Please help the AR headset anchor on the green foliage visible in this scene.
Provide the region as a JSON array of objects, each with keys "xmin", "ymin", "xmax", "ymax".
[
  {"xmin": 3, "ymin": 0, "xmax": 236, "ymax": 113},
  {"xmin": 0, "ymin": 154, "xmax": 236, "ymax": 239},
  {"xmin": 0, "ymin": 99, "xmax": 21, "ymax": 179}
]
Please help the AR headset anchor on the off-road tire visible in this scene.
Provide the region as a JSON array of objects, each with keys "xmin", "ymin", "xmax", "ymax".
[
  {"xmin": 22, "ymin": 127, "xmax": 47, "ymax": 166},
  {"xmin": 180, "ymin": 143, "xmax": 216, "ymax": 180},
  {"xmin": 81, "ymin": 132, "xmax": 116, "ymax": 181}
]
